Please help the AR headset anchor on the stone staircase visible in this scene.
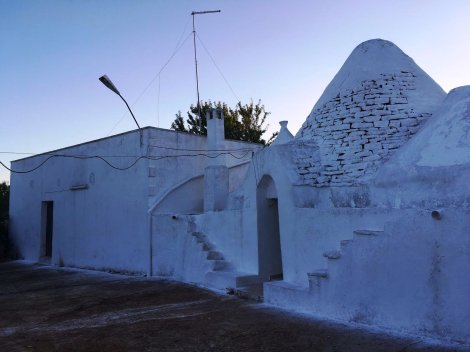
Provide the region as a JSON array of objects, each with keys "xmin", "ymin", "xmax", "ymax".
[
  {"xmin": 192, "ymin": 232, "xmax": 264, "ymax": 300},
  {"xmin": 192, "ymin": 232, "xmax": 234, "ymax": 272},
  {"xmin": 307, "ymin": 229, "xmax": 384, "ymax": 292},
  {"xmin": 264, "ymin": 228, "xmax": 386, "ymax": 316}
]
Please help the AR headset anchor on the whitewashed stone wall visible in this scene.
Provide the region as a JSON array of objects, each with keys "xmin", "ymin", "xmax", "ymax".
[
  {"xmin": 291, "ymin": 141, "xmax": 322, "ymax": 185},
  {"xmin": 296, "ymin": 71, "xmax": 433, "ymax": 186}
]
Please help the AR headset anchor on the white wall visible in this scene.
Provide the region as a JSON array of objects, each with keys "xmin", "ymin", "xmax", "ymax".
[
  {"xmin": 217, "ymin": 144, "xmax": 400, "ymax": 286},
  {"xmin": 193, "ymin": 210, "xmax": 244, "ymax": 270},
  {"xmin": 151, "ymin": 214, "xmax": 212, "ymax": 283},
  {"xmin": 254, "ymin": 121, "xmax": 470, "ymax": 344},
  {"xmin": 10, "ymin": 129, "xmax": 149, "ymax": 273},
  {"xmin": 375, "ymin": 210, "xmax": 470, "ymax": 342},
  {"xmin": 147, "ymin": 129, "xmax": 260, "ymax": 212},
  {"xmin": 10, "ymin": 126, "xmax": 261, "ymax": 275}
]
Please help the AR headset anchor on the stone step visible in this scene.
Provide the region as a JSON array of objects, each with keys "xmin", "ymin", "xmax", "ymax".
[
  {"xmin": 307, "ymin": 269, "xmax": 329, "ymax": 278},
  {"xmin": 323, "ymin": 250, "xmax": 342, "ymax": 259},
  {"xmin": 205, "ymin": 271, "xmax": 263, "ymax": 290},
  {"xmin": 307, "ymin": 269, "xmax": 329, "ymax": 291},
  {"xmin": 202, "ymin": 242, "xmax": 215, "ymax": 251},
  {"xmin": 192, "ymin": 232, "xmax": 207, "ymax": 244},
  {"xmin": 207, "ymin": 250, "xmax": 224, "ymax": 260},
  {"xmin": 340, "ymin": 239, "xmax": 353, "ymax": 250}
]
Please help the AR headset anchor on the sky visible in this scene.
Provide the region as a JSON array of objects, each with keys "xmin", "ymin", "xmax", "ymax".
[{"xmin": 1, "ymin": 0, "xmax": 470, "ymax": 183}]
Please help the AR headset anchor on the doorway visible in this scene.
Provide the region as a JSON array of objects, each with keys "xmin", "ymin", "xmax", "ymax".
[
  {"xmin": 257, "ymin": 175, "xmax": 283, "ymax": 280},
  {"xmin": 42, "ymin": 201, "xmax": 54, "ymax": 258}
]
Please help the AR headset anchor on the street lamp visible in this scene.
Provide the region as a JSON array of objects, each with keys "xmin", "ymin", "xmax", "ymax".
[{"xmin": 99, "ymin": 75, "xmax": 143, "ymax": 143}]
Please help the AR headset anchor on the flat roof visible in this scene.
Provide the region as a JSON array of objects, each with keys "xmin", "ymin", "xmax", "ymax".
[{"xmin": 12, "ymin": 126, "xmax": 262, "ymax": 163}]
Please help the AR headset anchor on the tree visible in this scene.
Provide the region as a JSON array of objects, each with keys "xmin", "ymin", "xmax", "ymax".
[{"xmin": 171, "ymin": 100, "xmax": 276, "ymax": 145}]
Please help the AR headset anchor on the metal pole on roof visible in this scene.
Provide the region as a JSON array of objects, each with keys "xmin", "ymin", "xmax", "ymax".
[{"xmin": 191, "ymin": 10, "xmax": 221, "ymax": 131}]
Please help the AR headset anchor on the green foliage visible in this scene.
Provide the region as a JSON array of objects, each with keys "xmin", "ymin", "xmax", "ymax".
[
  {"xmin": 0, "ymin": 182, "xmax": 9, "ymax": 260},
  {"xmin": 171, "ymin": 100, "xmax": 275, "ymax": 145}
]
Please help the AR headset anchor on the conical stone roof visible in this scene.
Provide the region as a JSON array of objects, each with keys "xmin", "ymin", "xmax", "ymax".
[{"xmin": 294, "ymin": 39, "xmax": 446, "ymax": 187}]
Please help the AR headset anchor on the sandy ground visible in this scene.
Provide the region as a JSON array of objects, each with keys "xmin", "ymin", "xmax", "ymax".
[{"xmin": 0, "ymin": 261, "xmax": 467, "ymax": 352}]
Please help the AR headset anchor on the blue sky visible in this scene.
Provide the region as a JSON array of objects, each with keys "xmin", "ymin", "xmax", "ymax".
[{"xmin": 1, "ymin": 0, "xmax": 470, "ymax": 182}]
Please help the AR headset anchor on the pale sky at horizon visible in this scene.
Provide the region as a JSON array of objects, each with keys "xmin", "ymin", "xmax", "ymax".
[{"xmin": 1, "ymin": 0, "xmax": 470, "ymax": 182}]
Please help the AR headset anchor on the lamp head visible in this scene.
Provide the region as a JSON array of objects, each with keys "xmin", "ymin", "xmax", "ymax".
[{"xmin": 99, "ymin": 75, "xmax": 120, "ymax": 95}]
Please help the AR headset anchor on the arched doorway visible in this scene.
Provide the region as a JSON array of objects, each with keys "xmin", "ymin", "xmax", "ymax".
[{"xmin": 257, "ymin": 175, "xmax": 283, "ymax": 280}]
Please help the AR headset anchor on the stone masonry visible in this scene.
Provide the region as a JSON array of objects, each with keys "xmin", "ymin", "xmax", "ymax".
[{"xmin": 296, "ymin": 71, "xmax": 433, "ymax": 187}]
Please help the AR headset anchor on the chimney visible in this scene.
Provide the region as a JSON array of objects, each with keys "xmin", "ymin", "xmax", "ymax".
[
  {"xmin": 206, "ymin": 108, "xmax": 226, "ymax": 165},
  {"xmin": 204, "ymin": 108, "xmax": 229, "ymax": 211}
]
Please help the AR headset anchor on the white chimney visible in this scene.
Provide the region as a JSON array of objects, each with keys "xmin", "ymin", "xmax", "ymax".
[{"xmin": 204, "ymin": 108, "xmax": 229, "ymax": 211}]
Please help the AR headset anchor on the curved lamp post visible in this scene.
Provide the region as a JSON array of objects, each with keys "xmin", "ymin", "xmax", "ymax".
[{"xmin": 99, "ymin": 75, "xmax": 143, "ymax": 144}]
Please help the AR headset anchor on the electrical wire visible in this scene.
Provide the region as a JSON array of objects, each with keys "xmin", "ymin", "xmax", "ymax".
[
  {"xmin": 0, "ymin": 141, "xmax": 260, "ymax": 156},
  {"xmin": 147, "ymin": 144, "xmax": 258, "ymax": 153},
  {"xmin": 196, "ymin": 33, "xmax": 240, "ymax": 102},
  {"xmin": 108, "ymin": 33, "xmax": 193, "ymax": 135},
  {"xmin": 0, "ymin": 151, "xmax": 252, "ymax": 174},
  {"xmin": 108, "ymin": 17, "xmax": 193, "ymax": 135},
  {"xmin": 0, "ymin": 152, "xmax": 36, "ymax": 155},
  {"xmin": 157, "ymin": 76, "xmax": 161, "ymax": 127}
]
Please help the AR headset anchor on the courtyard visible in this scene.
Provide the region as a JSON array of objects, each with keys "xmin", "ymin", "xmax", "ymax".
[{"xmin": 0, "ymin": 261, "xmax": 466, "ymax": 352}]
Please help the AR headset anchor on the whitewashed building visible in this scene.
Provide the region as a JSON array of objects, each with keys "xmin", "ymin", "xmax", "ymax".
[
  {"xmin": 9, "ymin": 121, "xmax": 261, "ymax": 273},
  {"xmin": 9, "ymin": 39, "xmax": 470, "ymax": 345}
]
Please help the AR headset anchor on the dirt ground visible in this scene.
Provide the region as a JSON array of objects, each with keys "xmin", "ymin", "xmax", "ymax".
[{"xmin": 0, "ymin": 261, "xmax": 467, "ymax": 352}]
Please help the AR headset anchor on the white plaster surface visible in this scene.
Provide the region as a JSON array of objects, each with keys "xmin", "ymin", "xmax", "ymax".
[
  {"xmin": 146, "ymin": 128, "xmax": 258, "ymax": 211},
  {"xmin": 9, "ymin": 127, "xmax": 260, "ymax": 275},
  {"xmin": 271, "ymin": 121, "xmax": 294, "ymax": 145},
  {"xmin": 386, "ymin": 86, "xmax": 470, "ymax": 167},
  {"xmin": 10, "ymin": 129, "xmax": 149, "ymax": 273},
  {"xmin": 264, "ymin": 209, "xmax": 470, "ymax": 343},
  {"xmin": 194, "ymin": 210, "xmax": 245, "ymax": 271},
  {"xmin": 151, "ymin": 214, "xmax": 212, "ymax": 282},
  {"xmin": 372, "ymin": 86, "xmax": 470, "ymax": 210}
]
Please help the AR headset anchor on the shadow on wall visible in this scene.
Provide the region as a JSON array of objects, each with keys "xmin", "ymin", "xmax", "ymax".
[
  {"xmin": 151, "ymin": 162, "xmax": 253, "ymax": 215},
  {"xmin": 152, "ymin": 176, "xmax": 204, "ymax": 215}
]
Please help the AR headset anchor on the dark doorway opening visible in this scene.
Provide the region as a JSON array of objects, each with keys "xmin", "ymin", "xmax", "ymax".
[
  {"xmin": 42, "ymin": 201, "xmax": 54, "ymax": 258},
  {"xmin": 257, "ymin": 176, "xmax": 283, "ymax": 281}
]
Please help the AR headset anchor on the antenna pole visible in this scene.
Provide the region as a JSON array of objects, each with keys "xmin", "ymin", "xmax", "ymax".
[
  {"xmin": 192, "ymin": 14, "xmax": 201, "ymax": 129},
  {"xmin": 191, "ymin": 10, "xmax": 220, "ymax": 131}
]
